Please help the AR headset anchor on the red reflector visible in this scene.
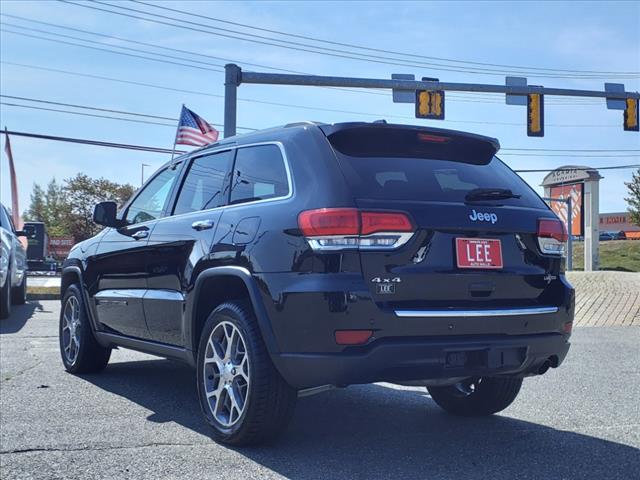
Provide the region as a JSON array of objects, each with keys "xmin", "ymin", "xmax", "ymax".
[
  {"xmin": 298, "ymin": 208, "xmax": 360, "ymax": 236},
  {"xmin": 563, "ymin": 322, "xmax": 573, "ymax": 334},
  {"xmin": 361, "ymin": 211, "xmax": 413, "ymax": 235},
  {"xmin": 335, "ymin": 330, "xmax": 373, "ymax": 345},
  {"xmin": 417, "ymin": 133, "xmax": 450, "ymax": 143},
  {"xmin": 537, "ymin": 218, "xmax": 568, "ymax": 242}
]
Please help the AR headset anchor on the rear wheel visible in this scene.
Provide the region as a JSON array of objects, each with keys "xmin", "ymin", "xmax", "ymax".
[
  {"xmin": 0, "ymin": 267, "xmax": 11, "ymax": 319},
  {"xmin": 427, "ymin": 377, "xmax": 523, "ymax": 416},
  {"xmin": 197, "ymin": 301, "xmax": 297, "ymax": 446},
  {"xmin": 59, "ymin": 284, "xmax": 111, "ymax": 373},
  {"xmin": 11, "ymin": 273, "xmax": 26, "ymax": 305}
]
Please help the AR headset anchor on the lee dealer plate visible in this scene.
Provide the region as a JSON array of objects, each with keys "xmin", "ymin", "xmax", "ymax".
[{"xmin": 456, "ymin": 238, "xmax": 503, "ymax": 269}]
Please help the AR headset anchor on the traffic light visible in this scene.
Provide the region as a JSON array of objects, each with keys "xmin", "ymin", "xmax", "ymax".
[
  {"xmin": 624, "ymin": 98, "xmax": 639, "ymax": 131},
  {"xmin": 415, "ymin": 90, "xmax": 445, "ymax": 120},
  {"xmin": 527, "ymin": 93, "xmax": 544, "ymax": 137}
]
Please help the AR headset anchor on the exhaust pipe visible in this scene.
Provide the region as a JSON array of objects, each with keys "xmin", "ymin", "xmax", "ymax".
[{"xmin": 537, "ymin": 360, "xmax": 551, "ymax": 375}]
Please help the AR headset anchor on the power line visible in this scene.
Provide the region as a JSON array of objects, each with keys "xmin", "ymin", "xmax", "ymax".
[
  {"xmin": 1, "ymin": 102, "xmax": 179, "ymax": 127},
  {"xmin": 5, "ymin": 129, "xmax": 639, "ymax": 171},
  {"xmin": 500, "ymin": 153, "xmax": 640, "ymax": 158},
  {"xmin": 131, "ymin": 0, "xmax": 639, "ymax": 77},
  {"xmin": 502, "ymin": 148, "xmax": 640, "ymax": 152},
  {"xmin": 0, "ymin": 16, "xmax": 601, "ymax": 106},
  {"xmin": 0, "ymin": 80, "xmax": 620, "ymax": 131},
  {"xmin": 4, "ymin": 129, "xmax": 187, "ymax": 154},
  {"xmin": 1, "ymin": 94, "xmax": 176, "ymax": 121},
  {"xmin": 2, "ymin": 97, "xmax": 635, "ymax": 157},
  {"xmin": 59, "ymin": 0, "xmax": 639, "ymax": 80},
  {"xmin": 514, "ymin": 165, "xmax": 640, "ymax": 172},
  {"xmin": 0, "ymin": 99, "xmax": 257, "ymax": 131},
  {"xmin": 0, "ymin": 29, "xmax": 224, "ymax": 73}
]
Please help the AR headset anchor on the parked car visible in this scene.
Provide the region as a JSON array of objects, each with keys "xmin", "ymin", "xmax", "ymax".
[
  {"xmin": 0, "ymin": 203, "xmax": 32, "ymax": 319},
  {"xmin": 59, "ymin": 122, "xmax": 574, "ymax": 445},
  {"xmin": 599, "ymin": 231, "xmax": 616, "ymax": 241}
]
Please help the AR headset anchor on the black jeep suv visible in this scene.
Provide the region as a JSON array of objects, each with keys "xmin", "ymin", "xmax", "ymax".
[{"xmin": 60, "ymin": 122, "xmax": 574, "ymax": 445}]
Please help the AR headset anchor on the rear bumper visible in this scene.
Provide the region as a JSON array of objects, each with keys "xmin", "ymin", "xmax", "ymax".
[{"xmin": 272, "ymin": 333, "xmax": 571, "ymax": 389}]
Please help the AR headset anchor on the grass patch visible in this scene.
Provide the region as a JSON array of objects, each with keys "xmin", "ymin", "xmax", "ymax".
[
  {"xmin": 27, "ymin": 281, "xmax": 60, "ymax": 295},
  {"xmin": 571, "ymin": 240, "xmax": 640, "ymax": 272}
]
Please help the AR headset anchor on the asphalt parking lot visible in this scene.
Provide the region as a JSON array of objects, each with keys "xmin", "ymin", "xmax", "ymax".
[{"xmin": 1, "ymin": 301, "xmax": 639, "ymax": 480}]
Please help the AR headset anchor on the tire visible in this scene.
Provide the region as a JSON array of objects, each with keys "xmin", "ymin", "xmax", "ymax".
[
  {"xmin": 11, "ymin": 272, "xmax": 26, "ymax": 305},
  {"xmin": 427, "ymin": 377, "xmax": 523, "ymax": 416},
  {"xmin": 197, "ymin": 300, "xmax": 297, "ymax": 446},
  {"xmin": 0, "ymin": 268, "xmax": 11, "ymax": 320},
  {"xmin": 59, "ymin": 284, "xmax": 111, "ymax": 373}
]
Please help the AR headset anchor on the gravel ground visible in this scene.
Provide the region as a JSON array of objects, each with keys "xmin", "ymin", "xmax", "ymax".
[{"xmin": 1, "ymin": 301, "xmax": 638, "ymax": 480}]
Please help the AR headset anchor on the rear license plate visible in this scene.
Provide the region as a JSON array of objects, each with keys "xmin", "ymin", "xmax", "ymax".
[{"xmin": 456, "ymin": 238, "xmax": 503, "ymax": 269}]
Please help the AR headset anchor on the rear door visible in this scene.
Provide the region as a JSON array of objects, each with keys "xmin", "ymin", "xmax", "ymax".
[
  {"xmin": 325, "ymin": 125, "xmax": 564, "ymax": 310},
  {"xmin": 144, "ymin": 149, "xmax": 234, "ymax": 346}
]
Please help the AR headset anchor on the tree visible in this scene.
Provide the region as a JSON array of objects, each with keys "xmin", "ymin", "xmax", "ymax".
[
  {"xmin": 64, "ymin": 173, "xmax": 135, "ymax": 241},
  {"xmin": 23, "ymin": 174, "xmax": 135, "ymax": 241},
  {"xmin": 626, "ymin": 168, "xmax": 640, "ymax": 227},
  {"xmin": 24, "ymin": 183, "xmax": 46, "ymax": 222}
]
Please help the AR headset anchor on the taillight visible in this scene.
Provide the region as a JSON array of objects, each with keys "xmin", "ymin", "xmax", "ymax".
[
  {"xmin": 298, "ymin": 208, "xmax": 414, "ymax": 251},
  {"xmin": 537, "ymin": 218, "xmax": 568, "ymax": 255}
]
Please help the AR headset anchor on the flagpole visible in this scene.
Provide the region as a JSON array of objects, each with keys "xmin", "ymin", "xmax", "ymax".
[{"xmin": 170, "ymin": 104, "xmax": 184, "ymax": 162}]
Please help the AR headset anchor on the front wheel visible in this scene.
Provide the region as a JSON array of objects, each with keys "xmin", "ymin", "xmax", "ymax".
[
  {"xmin": 59, "ymin": 284, "xmax": 111, "ymax": 373},
  {"xmin": 197, "ymin": 301, "xmax": 297, "ymax": 446},
  {"xmin": 0, "ymin": 268, "xmax": 11, "ymax": 319},
  {"xmin": 427, "ymin": 377, "xmax": 523, "ymax": 416},
  {"xmin": 11, "ymin": 272, "xmax": 26, "ymax": 305}
]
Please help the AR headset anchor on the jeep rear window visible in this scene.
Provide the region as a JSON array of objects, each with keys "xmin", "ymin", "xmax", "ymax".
[{"xmin": 327, "ymin": 129, "xmax": 545, "ymax": 207}]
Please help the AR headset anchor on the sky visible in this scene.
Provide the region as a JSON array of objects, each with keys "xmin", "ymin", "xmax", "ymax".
[{"xmin": 1, "ymin": 0, "xmax": 639, "ymax": 215}]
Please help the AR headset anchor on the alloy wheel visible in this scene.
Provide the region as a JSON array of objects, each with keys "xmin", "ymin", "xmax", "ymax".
[
  {"xmin": 202, "ymin": 321, "xmax": 250, "ymax": 428},
  {"xmin": 61, "ymin": 295, "xmax": 81, "ymax": 365}
]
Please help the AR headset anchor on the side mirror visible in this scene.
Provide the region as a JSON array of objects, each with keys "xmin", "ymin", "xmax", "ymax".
[
  {"xmin": 93, "ymin": 201, "xmax": 122, "ymax": 228},
  {"xmin": 16, "ymin": 225, "xmax": 36, "ymax": 238}
]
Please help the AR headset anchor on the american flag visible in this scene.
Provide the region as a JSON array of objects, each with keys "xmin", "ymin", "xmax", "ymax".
[{"xmin": 175, "ymin": 105, "xmax": 219, "ymax": 146}]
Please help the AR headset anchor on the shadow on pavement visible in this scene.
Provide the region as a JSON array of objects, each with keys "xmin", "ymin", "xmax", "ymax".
[
  {"xmin": 83, "ymin": 359, "xmax": 639, "ymax": 480},
  {"xmin": 0, "ymin": 301, "xmax": 44, "ymax": 334}
]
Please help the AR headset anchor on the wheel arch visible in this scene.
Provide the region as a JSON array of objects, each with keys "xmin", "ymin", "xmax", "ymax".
[
  {"xmin": 187, "ymin": 266, "xmax": 280, "ymax": 364},
  {"xmin": 61, "ymin": 265, "xmax": 101, "ymax": 334}
]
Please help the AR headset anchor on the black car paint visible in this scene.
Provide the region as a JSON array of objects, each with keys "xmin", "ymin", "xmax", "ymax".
[{"xmin": 62, "ymin": 122, "xmax": 573, "ymax": 389}]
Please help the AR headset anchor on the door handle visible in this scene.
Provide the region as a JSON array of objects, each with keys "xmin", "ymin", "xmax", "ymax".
[
  {"xmin": 192, "ymin": 220, "xmax": 214, "ymax": 231},
  {"xmin": 131, "ymin": 230, "xmax": 149, "ymax": 240}
]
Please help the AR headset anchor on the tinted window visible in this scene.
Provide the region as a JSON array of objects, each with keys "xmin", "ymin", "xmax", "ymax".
[
  {"xmin": 0, "ymin": 206, "xmax": 11, "ymax": 231},
  {"xmin": 230, "ymin": 145, "xmax": 289, "ymax": 205},
  {"xmin": 174, "ymin": 150, "xmax": 233, "ymax": 215},
  {"xmin": 334, "ymin": 154, "xmax": 545, "ymax": 208},
  {"xmin": 126, "ymin": 166, "xmax": 179, "ymax": 225}
]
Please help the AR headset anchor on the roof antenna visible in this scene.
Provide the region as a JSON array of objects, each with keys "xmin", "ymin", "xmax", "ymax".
[{"xmin": 372, "ymin": 119, "xmax": 388, "ymax": 124}]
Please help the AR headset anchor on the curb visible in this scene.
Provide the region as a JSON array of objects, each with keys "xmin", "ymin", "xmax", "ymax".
[{"xmin": 27, "ymin": 293, "xmax": 60, "ymax": 301}]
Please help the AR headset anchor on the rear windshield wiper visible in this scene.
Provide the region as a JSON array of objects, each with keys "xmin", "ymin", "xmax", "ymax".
[{"xmin": 465, "ymin": 188, "xmax": 521, "ymax": 202}]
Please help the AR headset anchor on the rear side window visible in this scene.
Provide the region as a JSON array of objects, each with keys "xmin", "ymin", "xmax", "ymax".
[
  {"xmin": 334, "ymin": 154, "xmax": 545, "ymax": 207},
  {"xmin": 174, "ymin": 150, "xmax": 234, "ymax": 214},
  {"xmin": 230, "ymin": 145, "xmax": 289, "ymax": 205}
]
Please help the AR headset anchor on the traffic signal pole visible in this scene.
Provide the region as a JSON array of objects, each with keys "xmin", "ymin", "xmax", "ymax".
[{"xmin": 222, "ymin": 63, "xmax": 640, "ymax": 138}]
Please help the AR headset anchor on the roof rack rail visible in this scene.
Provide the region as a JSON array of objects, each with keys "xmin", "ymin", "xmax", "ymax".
[{"xmin": 284, "ymin": 121, "xmax": 325, "ymax": 128}]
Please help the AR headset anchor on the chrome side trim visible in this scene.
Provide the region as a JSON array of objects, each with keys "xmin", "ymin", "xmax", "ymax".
[
  {"xmin": 144, "ymin": 290, "xmax": 185, "ymax": 302},
  {"xmin": 395, "ymin": 306, "xmax": 559, "ymax": 318}
]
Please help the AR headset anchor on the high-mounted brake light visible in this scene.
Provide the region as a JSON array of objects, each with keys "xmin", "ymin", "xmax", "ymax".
[
  {"xmin": 537, "ymin": 218, "xmax": 568, "ymax": 255},
  {"xmin": 298, "ymin": 208, "xmax": 414, "ymax": 251},
  {"xmin": 416, "ymin": 133, "xmax": 450, "ymax": 143}
]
